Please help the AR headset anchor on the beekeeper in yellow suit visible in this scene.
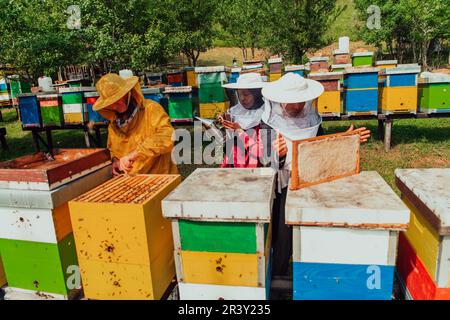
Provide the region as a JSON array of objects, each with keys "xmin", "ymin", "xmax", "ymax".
[{"xmin": 93, "ymin": 73, "xmax": 178, "ymax": 175}]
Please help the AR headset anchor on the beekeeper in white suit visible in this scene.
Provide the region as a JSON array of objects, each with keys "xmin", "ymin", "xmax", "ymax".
[{"xmin": 261, "ymin": 72, "xmax": 370, "ymax": 279}]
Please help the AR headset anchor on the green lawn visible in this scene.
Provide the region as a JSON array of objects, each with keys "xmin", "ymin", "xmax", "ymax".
[{"xmin": 1, "ymin": 107, "xmax": 448, "ymax": 193}]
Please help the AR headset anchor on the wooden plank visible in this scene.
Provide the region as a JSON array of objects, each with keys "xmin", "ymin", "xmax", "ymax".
[
  {"xmin": 436, "ymin": 236, "xmax": 450, "ymax": 288},
  {"xmin": 286, "ymin": 171, "xmax": 410, "ymax": 228},
  {"xmin": 295, "ymin": 226, "xmax": 391, "ymax": 266},
  {"xmin": 293, "ymin": 262, "xmax": 395, "ymax": 300},
  {"xmin": 178, "ymin": 282, "xmax": 267, "ymax": 300},
  {"xmin": 178, "ymin": 220, "xmax": 257, "ymax": 254},
  {"xmin": 403, "ymin": 197, "xmax": 440, "ymax": 281},
  {"xmin": 384, "ymin": 119, "xmax": 392, "ymax": 151},
  {"xmin": 180, "ymin": 250, "xmax": 260, "ymax": 287},
  {"xmin": 290, "ymin": 131, "xmax": 360, "ymax": 190},
  {"xmin": 3, "ymin": 287, "xmax": 80, "ymax": 300},
  {"xmin": 387, "ymin": 231, "xmax": 399, "ymax": 266},
  {"xmin": 162, "ymin": 168, "xmax": 276, "ymax": 222}
]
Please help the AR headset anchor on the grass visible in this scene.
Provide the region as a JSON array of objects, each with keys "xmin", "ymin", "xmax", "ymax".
[{"xmin": 1, "ymin": 107, "xmax": 449, "ymax": 193}]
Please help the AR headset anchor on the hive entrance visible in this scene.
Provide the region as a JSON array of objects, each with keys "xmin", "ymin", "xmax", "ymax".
[{"xmin": 75, "ymin": 175, "xmax": 174, "ymax": 204}]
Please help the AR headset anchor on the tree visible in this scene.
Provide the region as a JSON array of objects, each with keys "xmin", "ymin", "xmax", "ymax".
[
  {"xmin": 261, "ymin": 0, "xmax": 344, "ymax": 64},
  {"xmin": 354, "ymin": 0, "xmax": 450, "ymax": 68},
  {"xmin": 218, "ymin": 0, "xmax": 269, "ymax": 61},
  {"xmin": 162, "ymin": 0, "xmax": 219, "ymax": 66}
]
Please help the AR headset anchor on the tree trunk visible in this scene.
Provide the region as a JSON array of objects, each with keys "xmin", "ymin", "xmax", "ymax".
[{"xmin": 421, "ymin": 39, "xmax": 430, "ymax": 70}]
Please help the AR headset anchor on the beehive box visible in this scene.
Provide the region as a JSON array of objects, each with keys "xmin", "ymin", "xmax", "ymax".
[
  {"xmin": 85, "ymin": 92, "xmax": 108, "ymax": 125},
  {"xmin": 164, "ymin": 86, "xmax": 193, "ymax": 123},
  {"xmin": 269, "ymin": 73, "xmax": 282, "ymax": 82},
  {"xmin": 69, "ymin": 174, "xmax": 181, "ymax": 300},
  {"xmin": 286, "ymin": 171, "xmax": 410, "ymax": 300},
  {"xmin": 38, "ymin": 94, "xmax": 64, "ymax": 127},
  {"xmin": 185, "ymin": 67, "xmax": 198, "ymax": 87},
  {"xmin": 309, "ymin": 72, "xmax": 343, "ymax": 117},
  {"xmin": 0, "ymin": 149, "xmax": 112, "ymax": 300},
  {"xmin": 60, "ymin": 87, "xmax": 96, "ymax": 125},
  {"xmin": 268, "ymin": 57, "xmax": 283, "ymax": 74},
  {"xmin": 395, "ymin": 169, "xmax": 450, "ymax": 300},
  {"xmin": 419, "ymin": 73, "xmax": 450, "ymax": 114},
  {"xmin": 332, "ymin": 49, "xmax": 350, "ymax": 65},
  {"xmin": 0, "ymin": 149, "xmax": 111, "ymax": 191},
  {"xmin": 375, "ymin": 60, "xmax": 398, "ymax": 70},
  {"xmin": 196, "ymin": 67, "xmax": 228, "ymax": 104},
  {"xmin": 380, "ymin": 65, "xmax": 421, "ymax": 115},
  {"xmin": 352, "ymin": 52, "xmax": 374, "ymax": 67},
  {"xmin": 146, "ymin": 72, "xmax": 163, "ymax": 85},
  {"xmin": 309, "ymin": 57, "xmax": 329, "ymax": 73},
  {"xmin": 162, "ymin": 168, "xmax": 277, "ymax": 300},
  {"xmin": 142, "ymin": 87, "xmax": 163, "ymax": 104},
  {"xmin": 226, "ymin": 67, "xmax": 241, "ymax": 84},
  {"xmin": 285, "ymin": 65, "xmax": 307, "ymax": 77},
  {"xmin": 18, "ymin": 93, "xmax": 42, "ymax": 128},
  {"xmin": 0, "ymin": 78, "xmax": 10, "ymax": 107},
  {"xmin": 167, "ymin": 70, "xmax": 184, "ymax": 87},
  {"xmin": 344, "ymin": 67, "xmax": 380, "ymax": 116}
]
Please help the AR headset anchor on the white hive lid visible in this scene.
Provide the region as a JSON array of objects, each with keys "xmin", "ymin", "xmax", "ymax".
[
  {"xmin": 286, "ymin": 171, "xmax": 410, "ymax": 229},
  {"xmin": 395, "ymin": 168, "xmax": 450, "ymax": 234},
  {"xmin": 162, "ymin": 168, "xmax": 277, "ymax": 222},
  {"xmin": 195, "ymin": 66, "xmax": 226, "ymax": 73}
]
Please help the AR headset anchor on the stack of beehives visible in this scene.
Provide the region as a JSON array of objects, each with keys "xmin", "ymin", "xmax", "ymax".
[
  {"xmin": 195, "ymin": 67, "xmax": 229, "ymax": 119},
  {"xmin": 268, "ymin": 57, "xmax": 283, "ymax": 82},
  {"xmin": 0, "ymin": 149, "xmax": 112, "ymax": 300}
]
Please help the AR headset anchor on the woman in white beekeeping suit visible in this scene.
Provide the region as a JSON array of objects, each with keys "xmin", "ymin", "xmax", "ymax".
[{"xmin": 260, "ymin": 73, "xmax": 371, "ymax": 279}]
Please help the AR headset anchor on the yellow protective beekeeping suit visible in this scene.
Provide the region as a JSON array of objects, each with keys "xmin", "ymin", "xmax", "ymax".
[{"xmin": 95, "ymin": 74, "xmax": 178, "ymax": 175}]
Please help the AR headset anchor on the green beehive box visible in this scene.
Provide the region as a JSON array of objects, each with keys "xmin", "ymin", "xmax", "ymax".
[
  {"xmin": 0, "ymin": 234, "xmax": 78, "ymax": 296},
  {"xmin": 352, "ymin": 52, "xmax": 374, "ymax": 67},
  {"xmin": 419, "ymin": 72, "xmax": 450, "ymax": 114},
  {"xmin": 38, "ymin": 94, "xmax": 64, "ymax": 127}
]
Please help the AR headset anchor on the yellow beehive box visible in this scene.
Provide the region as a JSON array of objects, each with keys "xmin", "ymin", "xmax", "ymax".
[
  {"xmin": 69, "ymin": 174, "xmax": 181, "ymax": 300},
  {"xmin": 269, "ymin": 73, "xmax": 282, "ymax": 82},
  {"xmin": 313, "ymin": 90, "xmax": 341, "ymax": 117},
  {"xmin": 380, "ymin": 86, "xmax": 418, "ymax": 114},
  {"xmin": 199, "ymin": 101, "xmax": 230, "ymax": 119}
]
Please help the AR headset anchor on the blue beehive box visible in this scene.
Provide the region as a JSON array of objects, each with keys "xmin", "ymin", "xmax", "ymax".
[
  {"xmin": 142, "ymin": 87, "xmax": 163, "ymax": 104},
  {"xmin": 84, "ymin": 92, "xmax": 108, "ymax": 124},
  {"xmin": 285, "ymin": 65, "xmax": 307, "ymax": 77},
  {"xmin": 344, "ymin": 67, "xmax": 380, "ymax": 115},
  {"xmin": 18, "ymin": 93, "xmax": 42, "ymax": 128},
  {"xmin": 227, "ymin": 67, "xmax": 241, "ymax": 84}
]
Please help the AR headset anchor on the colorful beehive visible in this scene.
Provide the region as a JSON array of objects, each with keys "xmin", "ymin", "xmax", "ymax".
[
  {"xmin": 37, "ymin": 94, "xmax": 64, "ymax": 127},
  {"xmin": 196, "ymin": 66, "xmax": 228, "ymax": 119},
  {"xmin": 344, "ymin": 67, "xmax": 380, "ymax": 116},
  {"xmin": 268, "ymin": 57, "xmax": 283, "ymax": 75},
  {"xmin": 419, "ymin": 72, "xmax": 450, "ymax": 114},
  {"xmin": 162, "ymin": 168, "xmax": 276, "ymax": 300},
  {"xmin": 380, "ymin": 64, "xmax": 421, "ymax": 115},
  {"xmin": 60, "ymin": 87, "xmax": 96, "ymax": 125},
  {"xmin": 0, "ymin": 149, "xmax": 112, "ymax": 300},
  {"xmin": 84, "ymin": 92, "xmax": 108, "ymax": 125},
  {"xmin": 164, "ymin": 86, "xmax": 193, "ymax": 123},
  {"xmin": 309, "ymin": 57, "xmax": 329, "ymax": 73},
  {"xmin": 0, "ymin": 78, "xmax": 10, "ymax": 107},
  {"xmin": 352, "ymin": 52, "xmax": 374, "ymax": 67},
  {"xmin": 146, "ymin": 72, "xmax": 163, "ymax": 86},
  {"xmin": 142, "ymin": 87, "xmax": 163, "ymax": 104},
  {"xmin": 185, "ymin": 67, "xmax": 198, "ymax": 88},
  {"xmin": 167, "ymin": 70, "xmax": 184, "ymax": 87},
  {"xmin": 69, "ymin": 174, "xmax": 181, "ymax": 300},
  {"xmin": 332, "ymin": 49, "xmax": 350, "ymax": 65},
  {"xmin": 375, "ymin": 60, "xmax": 398, "ymax": 70},
  {"xmin": 286, "ymin": 171, "xmax": 410, "ymax": 300},
  {"xmin": 9, "ymin": 77, "xmax": 31, "ymax": 106},
  {"xmin": 309, "ymin": 72, "xmax": 343, "ymax": 117},
  {"xmin": 18, "ymin": 93, "xmax": 42, "ymax": 128},
  {"xmin": 284, "ymin": 65, "xmax": 307, "ymax": 77},
  {"xmin": 331, "ymin": 64, "xmax": 352, "ymax": 73},
  {"xmin": 395, "ymin": 169, "xmax": 450, "ymax": 300},
  {"xmin": 226, "ymin": 67, "xmax": 242, "ymax": 84}
]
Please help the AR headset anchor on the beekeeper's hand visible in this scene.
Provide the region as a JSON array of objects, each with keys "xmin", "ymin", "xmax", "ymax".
[
  {"xmin": 347, "ymin": 124, "xmax": 371, "ymax": 143},
  {"xmin": 112, "ymin": 157, "xmax": 122, "ymax": 176},
  {"xmin": 222, "ymin": 119, "xmax": 241, "ymax": 130},
  {"xmin": 119, "ymin": 151, "xmax": 139, "ymax": 173},
  {"xmin": 273, "ymin": 132, "xmax": 288, "ymax": 158}
]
